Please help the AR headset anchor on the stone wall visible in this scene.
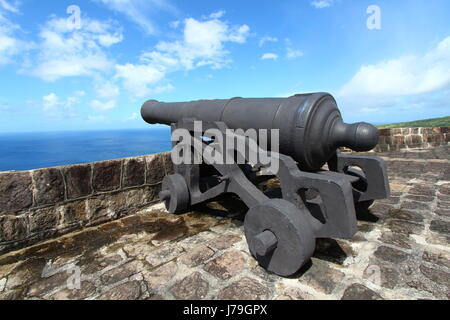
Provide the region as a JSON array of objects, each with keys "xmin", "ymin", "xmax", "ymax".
[
  {"xmin": 374, "ymin": 127, "xmax": 449, "ymax": 152},
  {"xmin": 0, "ymin": 153, "xmax": 174, "ymax": 255}
]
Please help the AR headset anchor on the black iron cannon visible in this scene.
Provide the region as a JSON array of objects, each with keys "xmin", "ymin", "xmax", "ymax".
[{"xmin": 141, "ymin": 93, "xmax": 390, "ymax": 277}]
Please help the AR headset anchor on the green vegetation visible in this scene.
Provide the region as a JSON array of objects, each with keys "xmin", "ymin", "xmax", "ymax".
[{"xmin": 377, "ymin": 116, "xmax": 450, "ymax": 129}]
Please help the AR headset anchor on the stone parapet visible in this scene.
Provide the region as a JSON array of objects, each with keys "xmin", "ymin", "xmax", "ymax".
[
  {"xmin": 0, "ymin": 153, "xmax": 174, "ymax": 254},
  {"xmin": 374, "ymin": 127, "xmax": 449, "ymax": 152}
]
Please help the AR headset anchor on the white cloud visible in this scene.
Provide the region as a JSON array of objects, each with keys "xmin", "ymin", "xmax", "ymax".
[
  {"xmin": 337, "ymin": 36, "xmax": 450, "ymax": 114},
  {"xmin": 339, "ymin": 37, "xmax": 450, "ymax": 98},
  {"xmin": 259, "ymin": 36, "xmax": 278, "ymax": 47},
  {"xmin": 151, "ymin": 17, "xmax": 250, "ymax": 70},
  {"xmin": 95, "ymin": 80, "xmax": 120, "ymax": 99},
  {"xmin": 261, "ymin": 53, "xmax": 278, "ymax": 60},
  {"xmin": 42, "ymin": 92, "xmax": 80, "ymax": 118},
  {"xmin": 29, "ymin": 15, "xmax": 123, "ymax": 81},
  {"xmin": 0, "ymin": 0, "xmax": 23, "ymax": 66},
  {"xmin": 209, "ymin": 10, "xmax": 226, "ymax": 19},
  {"xmin": 0, "ymin": 0, "xmax": 18, "ymax": 14},
  {"xmin": 116, "ymin": 12, "xmax": 249, "ymax": 98},
  {"xmin": 286, "ymin": 47, "xmax": 304, "ymax": 59},
  {"xmin": 311, "ymin": 0, "xmax": 335, "ymax": 9},
  {"xmin": 90, "ymin": 99, "xmax": 117, "ymax": 113},
  {"xmin": 115, "ymin": 63, "xmax": 170, "ymax": 98},
  {"xmin": 97, "ymin": 0, "xmax": 177, "ymax": 35},
  {"xmin": 285, "ymin": 39, "xmax": 304, "ymax": 60}
]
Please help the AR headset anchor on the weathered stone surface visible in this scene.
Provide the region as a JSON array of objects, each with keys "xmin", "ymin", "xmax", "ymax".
[
  {"xmin": 29, "ymin": 207, "xmax": 60, "ymax": 233},
  {"xmin": 204, "ymin": 251, "xmax": 246, "ymax": 280},
  {"xmin": 0, "ymin": 172, "xmax": 32, "ymax": 214},
  {"xmin": 387, "ymin": 220, "xmax": 424, "ymax": 235},
  {"xmin": 274, "ymin": 285, "xmax": 314, "ymax": 300},
  {"xmin": 299, "ymin": 259, "xmax": 345, "ymax": 294},
  {"xmin": 419, "ymin": 265, "xmax": 450, "ymax": 288},
  {"xmin": 124, "ymin": 189, "xmax": 145, "ymax": 209},
  {"xmin": 170, "ymin": 272, "xmax": 209, "ymax": 300},
  {"xmin": 123, "ymin": 157, "xmax": 145, "ymax": 188},
  {"xmin": 32, "ymin": 168, "xmax": 65, "ymax": 206},
  {"xmin": 179, "ymin": 245, "xmax": 215, "ymax": 267},
  {"xmin": 379, "ymin": 232, "xmax": 412, "ymax": 249},
  {"xmin": 145, "ymin": 154, "xmax": 166, "ymax": 185},
  {"xmin": 401, "ymin": 201, "xmax": 430, "ymax": 211},
  {"xmin": 422, "ymin": 250, "xmax": 450, "ymax": 269},
  {"xmin": 388, "ymin": 209, "xmax": 423, "ymax": 223},
  {"xmin": 341, "ymin": 283, "xmax": 383, "ymax": 300},
  {"xmin": 59, "ymin": 201, "xmax": 87, "ymax": 226},
  {"xmin": 0, "ymin": 215, "xmax": 28, "ymax": 242},
  {"xmin": 146, "ymin": 246, "xmax": 184, "ymax": 267},
  {"xmin": 49, "ymin": 281, "xmax": 96, "ymax": 300},
  {"xmin": 429, "ymin": 220, "xmax": 450, "ymax": 235},
  {"xmin": 143, "ymin": 262, "xmax": 178, "ymax": 288},
  {"xmin": 86, "ymin": 193, "xmax": 126, "ymax": 222},
  {"xmin": 27, "ymin": 271, "xmax": 71, "ymax": 297},
  {"xmin": 162, "ymin": 152, "xmax": 174, "ymax": 175},
  {"xmin": 207, "ymin": 234, "xmax": 242, "ymax": 251},
  {"xmin": 93, "ymin": 160, "xmax": 121, "ymax": 192},
  {"xmin": 374, "ymin": 246, "xmax": 409, "ymax": 264},
  {"xmin": 218, "ymin": 277, "xmax": 269, "ymax": 300},
  {"xmin": 64, "ymin": 164, "xmax": 92, "ymax": 200},
  {"xmin": 141, "ymin": 185, "xmax": 161, "ymax": 205},
  {"xmin": 98, "ymin": 281, "xmax": 141, "ymax": 300},
  {"xmin": 101, "ymin": 261, "xmax": 143, "ymax": 286},
  {"xmin": 363, "ymin": 263, "xmax": 400, "ymax": 289}
]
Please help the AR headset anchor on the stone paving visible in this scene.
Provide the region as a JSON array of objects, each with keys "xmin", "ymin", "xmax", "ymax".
[{"xmin": 0, "ymin": 146, "xmax": 448, "ymax": 300}]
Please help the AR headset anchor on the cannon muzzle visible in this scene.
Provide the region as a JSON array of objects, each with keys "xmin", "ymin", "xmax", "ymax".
[{"xmin": 141, "ymin": 93, "xmax": 379, "ymax": 171}]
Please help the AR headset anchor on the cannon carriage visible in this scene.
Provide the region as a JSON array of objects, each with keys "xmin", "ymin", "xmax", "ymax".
[{"xmin": 141, "ymin": 93, "xmax": 390, "ymax": 277}]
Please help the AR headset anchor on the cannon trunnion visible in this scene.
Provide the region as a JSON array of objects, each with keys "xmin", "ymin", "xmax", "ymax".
[{"xmin": 141, "ymin": 93, "xmax": 390, "ymax": 277}]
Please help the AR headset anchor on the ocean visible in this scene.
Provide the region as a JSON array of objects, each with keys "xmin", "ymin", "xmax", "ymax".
[{"xmin": 0, "ymin": 128, "xmax": 172, "ymax": 172}]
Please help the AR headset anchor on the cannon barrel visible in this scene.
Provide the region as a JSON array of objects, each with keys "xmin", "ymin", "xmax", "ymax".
[{"xmin": 141, "ymin": 93, "xmax": 379, "ymax": 171}]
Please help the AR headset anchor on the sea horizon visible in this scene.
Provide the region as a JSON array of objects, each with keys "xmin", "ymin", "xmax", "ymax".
[{"xmin": 0, "ymin": 127, "xmax": 172, "ymax": 172}]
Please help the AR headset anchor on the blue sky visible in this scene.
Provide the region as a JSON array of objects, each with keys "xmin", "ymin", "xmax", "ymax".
[{"xmin": 0, "ymin": 0, "xmax": 449, "ymax": 132}]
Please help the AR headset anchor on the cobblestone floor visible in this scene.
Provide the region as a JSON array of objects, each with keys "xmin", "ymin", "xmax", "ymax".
[{"xmin": 0, "ymin": 146, "xmax": 448, "ymax": 300}]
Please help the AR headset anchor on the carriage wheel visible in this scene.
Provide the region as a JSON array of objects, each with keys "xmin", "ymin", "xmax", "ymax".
[
  {"xmin": 160, "ymin": 174, "xmax": 190, "ymax": 214},
  {"xmin": 244, "ymin": 199, "xmax": 315, "ymax": 277}
]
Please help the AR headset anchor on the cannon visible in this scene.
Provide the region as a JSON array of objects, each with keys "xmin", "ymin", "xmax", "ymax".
[{"xmin": 141, "ymin": 93, "xmax": 390, "ymax": 277}]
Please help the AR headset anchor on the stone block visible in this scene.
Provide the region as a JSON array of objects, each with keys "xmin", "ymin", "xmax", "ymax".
[
  {"xmin": 59, "ymin": 200, "xmax": 87, "ymax": 226},
  {"xmin": 179, "ymin": 245, "xmax": 215, "ymax": 267},
  {"xmin": 218, "ymin": 277, "xmax": 269, "ymax": 300},
  {"xmin": 430, "ymin": 220, "xmax": 450, "ymax": 235},
  {"xmin": 341, "ymin": 283, "xmax": 383, "ymax": 300},
  {"xmin": 0, "ymin": 215, "xmax": 28, "ymax": 242},
  {"xmin": 98, "ymin": 281, "xmax": 141, "ymax": 300},
  {"xmin": 145, "ymin": 154, "xmax": 166, "ymax": 185},
  {"xmin": 29, "ymin": 207, "xmax": 60, "ymax": 233},
  {"xmin": 374, "ymin": 246, "xmax": 408, "ymax": 264},
  {"xmin": 93, "ymin": 160, "xmax": 121, "ymax": 192},
  {"xmin": 170, "ymin": 272, "xmax": 209, "ymax": 300},
  {"xmin": 123, "ymin": 157, "xmax": 145, "ymax": 188},
  {"xmin": 0, "ymin": 172, "xmax": 32, "ymax": 214},
  {"xmin": 63, "ymin": 164, "xmax": 92, "ymax": 199},
  {"xmin": 299, "ymin": 259, "xmax": 345, "ymax": 294},
  {"xmin": 86, "ymin": 193, "xmax": 126, "ymax": 222},
  {"xmin": 32, "ymin": 168, "xmax": 65, "ymax": 206},
  {"xmin": 204, "ymin": 251, "xmax": 246, "ymax": 280}
]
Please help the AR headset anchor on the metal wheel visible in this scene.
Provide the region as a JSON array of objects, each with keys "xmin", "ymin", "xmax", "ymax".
[
  {"xmin": 160, "ymin": 174, "xmax": 190, "ymax": 214},
  {"xmin": 244, "ymin": 199, "xmax": 316, "ymax": 277}
]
